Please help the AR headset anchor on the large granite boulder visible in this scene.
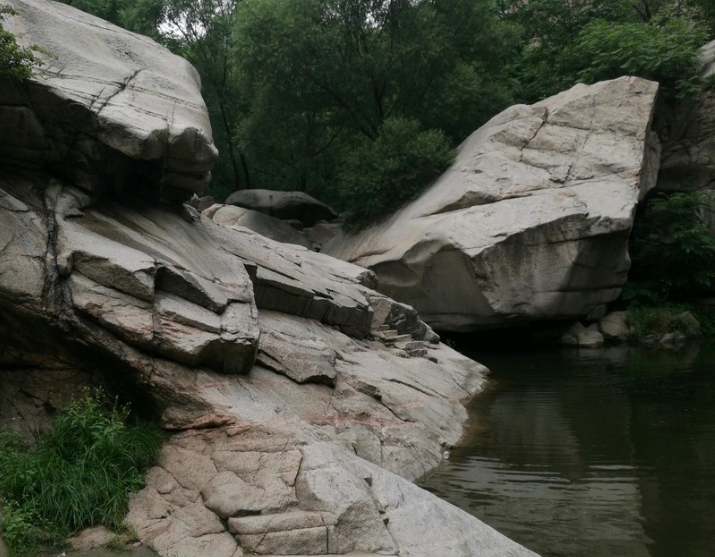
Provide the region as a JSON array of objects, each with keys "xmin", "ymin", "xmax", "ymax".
[
  {"xmin": 0, "ymin": 0, "xmax": 217, "ymax": 200},
  {"xmin": 324, "ymin": 77, "xmax": 660, "ymax": 331},
  {"xmin": 226, "ymin": 189, "xmax": 338, "ymax": 227}
]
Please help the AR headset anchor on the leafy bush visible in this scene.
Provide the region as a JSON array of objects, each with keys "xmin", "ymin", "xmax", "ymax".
[
  {"xmin": 626, "ymin": 305, "xmax": 700, "ymax": 342},
  {"xmin": 690, "ymin": 304, "xmax": 715, "ymax": 336},
  {"xmin": 571, "ymin": 17, "xmax": 706, "ymax": 99},
  {"xmin": 0, "ymin": 391, "xmax": 164, "ymax": 556},
  {"xmin": 337, "ymin": 117, "xmax": 454, "ymax": 229},
  {"xmin": 625, "ymin": 191, "xmax": 715, "ymax": 305},
  {"xmin": 0, "ymin": 501, "xmax": 47, "ymax": 557},
  {"xmin": 0, "ymin": 5, "xmax": 42, "ymax": 78}
]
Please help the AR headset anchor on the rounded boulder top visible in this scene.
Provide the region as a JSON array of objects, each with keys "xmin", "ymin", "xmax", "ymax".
[{"xmin": 0, "ymin": 0, "xmax": 217, "ymax": 200}]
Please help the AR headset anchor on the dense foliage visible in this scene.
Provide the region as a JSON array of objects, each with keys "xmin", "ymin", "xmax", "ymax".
[
  {"xmin": 50, "ymin": 0, "xmax": 715, "ymax": 226},
  {"xmin": 0, "ymin": 392, "xmax": 163, "ymax": 556},
  {"xmin": 0, "ymin": 5, "xmax": 41, "ymax": 78},
  {"xmin": 625, "ymin": 191, "xmax": 715, "ymax": 306},
  {"xmin": 626, "ymin": 304, "xmax": 703, "ymax": 342},
  {"xmin": 337, "ymin": 117, "xmax": 454, "ymax": 226},
  {"xmin": 503, "ymin": 0, "xmax": 711, "ymax": 102}
]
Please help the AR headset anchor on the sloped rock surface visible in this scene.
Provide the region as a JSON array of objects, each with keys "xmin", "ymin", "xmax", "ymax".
[
  {"xmin": 1, "ymin": 0, "xmax": 217, "ymax": 199},
  {"xmin": 210, "ymin": 204, "xmax": 314, "ymax": 249},
  {"xmin": 226, "ymin": 189, "xmax": 338, "ymax": 227},
  {"xmin": 0, "ymin": 168, "xmax": 535, "ymax": 557},
  {"xmin": 325, "ymin": 77, "xmax": 660, "ymax": 331}
]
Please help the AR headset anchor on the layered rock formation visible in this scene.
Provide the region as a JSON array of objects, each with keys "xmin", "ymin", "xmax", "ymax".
[
  {"xmin": 0, "ymin": 175, "xmax": 537, "ymax": 557},
  {"xmin": 324, "ymin": 77, "xmax": 661, "ymax": 331},
  {"xmin": 1, "ymin": 0, "xmax": 217, "ymax": 200},
  {"xmin": 0, "ymin": 1, "xmax": 537, "ymax": 556}
]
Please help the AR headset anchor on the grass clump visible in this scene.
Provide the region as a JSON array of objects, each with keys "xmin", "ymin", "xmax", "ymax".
[
  {"xmin": 626, "ymin": 305, "xmax": 700, "ymax": 343},
  {"xmin": 104, "ymin": 534, "xmax": 125, "ymax": 551},
  {"xmin": 0, "ymin": 390, "xmax": 164, "ymax": 556}
]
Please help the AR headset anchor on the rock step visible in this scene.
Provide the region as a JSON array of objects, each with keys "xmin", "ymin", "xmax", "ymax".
[
  {"xmin": 229, "ymin": 511, "xmax": 336, "ymax": 534},
  {"xmin": 229, "ymin": 511, "xmax": 339, "ymax": 555},
  {"xmin": 394, "ymin": 340, "xmax": 423, "ymax": 351},
  {"xmin": 378, "ymin": 329, "xmax": 400, "ymax": 340},
  {"xmin": 386, "ymin": 334, "xmax": 412, "ymax": 344},
  {"xmin": 377, "ymin": 324, "xmax": 391, "ymax": 332},
  {"xmin": 407, "ymin": 348, "xmax": 428, "ymax": 358},
  {"xmin": 260, "ymin": 554, "xmax": 382, "ymax": 557}
]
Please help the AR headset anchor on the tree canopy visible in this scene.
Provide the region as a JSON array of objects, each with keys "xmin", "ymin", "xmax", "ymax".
[{"xmin": 52, "ymin": 0, "xmax": 715, "ymax": 226}]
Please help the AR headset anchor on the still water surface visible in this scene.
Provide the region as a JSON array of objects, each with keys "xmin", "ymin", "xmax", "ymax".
[{"xmin": 421, "ymin": 344, "xmax": 715, "ymax": 557}]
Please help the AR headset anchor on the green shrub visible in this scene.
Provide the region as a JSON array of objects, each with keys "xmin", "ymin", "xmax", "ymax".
[
  {"xmin": 337, "ymin": 117, "xmax": 454, "ymax": 229},
  {"xmin": 0, "ymin": 501, "xmax": 47, "ymax": 557},
  {"xmin": 571, "ymin": 17, "xmax": 706, "ymax": 99},
  {"xmin": 689, "ymin": 304, "xmax": 715, "ymax": 337},
  {"xmin": 626, "ymin": 305, "xmax": 699, "ymax": 342},
  {"xmin": 625, "ymin": 191, "xmax": 715, "ymax": 304},
  {"xmin": 0, "ymin": 391, "xmax": 164, "ymax": 556}
]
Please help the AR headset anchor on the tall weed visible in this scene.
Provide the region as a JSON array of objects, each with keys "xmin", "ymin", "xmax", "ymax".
[{"xmin": 0, "ymin": 391, "xmax": 164, "ymax": 556}]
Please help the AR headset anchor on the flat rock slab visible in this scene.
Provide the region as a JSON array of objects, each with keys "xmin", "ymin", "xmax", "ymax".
[{"xmin": 325, "ymin": 77, "xmax": 660, "ymax": 331}]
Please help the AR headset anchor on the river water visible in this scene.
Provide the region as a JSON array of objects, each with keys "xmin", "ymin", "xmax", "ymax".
[{"xmin": 421, "ymin": 343, "xmax": 715, "ymax": 557}]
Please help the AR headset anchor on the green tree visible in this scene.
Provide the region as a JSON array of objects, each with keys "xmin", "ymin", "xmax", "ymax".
[
  {"xmin": 234, "ymin": 0, "xmax": 516, "ymax": 212},
  {"xmin": 571, "ymin": 16, "xmax": 706, "ymax": 99},
  {"xmin": 58, "ymin": 0, "xmax": 127, "ymax": 25},
  {"xmin": 504, "ymin": 0, "xmax": 709, "ymax": 102},
  {"xmin": 625, "ymin": 191, "xmax": 715, "ymax": 304},
  {"xmin": 337, "ymin": 117, "xmax": 454, "ymax": 227},
  {"xmin": 152, "ymin": 0, "xmax": 248, "ymax": 198}
]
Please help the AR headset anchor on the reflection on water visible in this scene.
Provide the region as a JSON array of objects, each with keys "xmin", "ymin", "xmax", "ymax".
[{"xmin": 421, "ymin": 344, "xmax": 715, "ymax": 557}]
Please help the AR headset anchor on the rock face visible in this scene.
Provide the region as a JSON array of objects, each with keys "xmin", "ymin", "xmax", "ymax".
[
  {"xmin": 324, "ymin": 77, "xmax": 660, "ymax": 331},
  {"xmin": 0, "ymin": 168, "xmax": 536, "ymax": 557},
  {"xmin": 1, "ymin": 0, "xmax": 217, "ymax": 200},
  {"xmin": 0, "ymin": 4, "xmax": 537, "ymax": 557},
  {"xmin": 226, "ymin": 189, "xmax": 338, "ymax": 227},
  {"xmin": 209, "ymin": 204, "xmax": 314, "ymax": 249}
]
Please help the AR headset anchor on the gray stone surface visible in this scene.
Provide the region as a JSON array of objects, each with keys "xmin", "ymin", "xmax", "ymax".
[
  {"xmin": 1, "ymin": 0, "xmax": 217, "ymax": 198},
  {"xmin": 561, "ymin": 322, "xmax": 605, "ymax": 348},
  {"xmin": 226, "ymin": 189, "xmax": 338, "ymax": 227},
  {"xmin": 324, "ymin": 77, "xmax": 660, "ymax": 331},
  {"xmin": 599, "ymin": 311, "xmax": 629, "ymax": 343},
  {"xmin": 257, "ymin": 312, "xmax": 338, "ymax": 385},
  {"xmin": 201, "ymin": 470, "xmax": 267, "ymax": 518},
  {"xmin": 211, "ymin": 204, "xmax": 314, "ymax": 249},
  {"xmin": 0, "ymin": 4, "xmax": 540, "ymax": 557},
  {"xmin": 1, "ymin": 169, "xmax": 524, "ymax": 557},
  {"xmin": 67, "ymin": 526, "xmax": 115, "ymax": 551}
]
